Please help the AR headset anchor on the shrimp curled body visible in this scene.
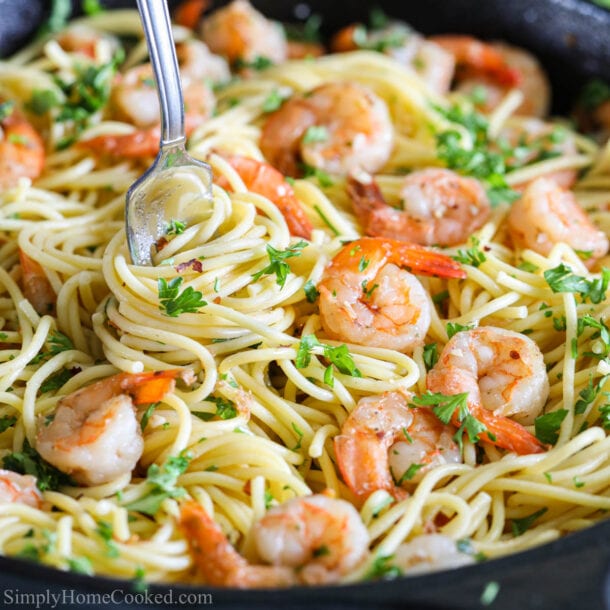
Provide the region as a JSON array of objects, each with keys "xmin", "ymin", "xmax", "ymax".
[
  {"xmin": 318, "ymin": 237, "xmax": 466, "ymax": 353},
  {"xmin": 334, "ymin": 391, "xmax": 461, "ymax": 502},
  {"xmin": 507, "ymin": 177, "xmax": 609, "ymax": 266},
  {"xmin": 348, "ymin": 169, "xmax": 491, "ymax": 247},
  {"xmin": 179, "ymin": 494, "xmax": 370, "ymax": 586},
  {"xmin": 427, "ymin": 327, "xmax": 549, "ymax": 454},
  {"xmin": 199, "ymin": 0, "xmax": 287, "ymax": 65},
  {"xmin": 260, "ymin": 82, "xmax": 394, "ymax": 177},
  {"xmin": 36, "ymin": 370, "xmax": 191, "ymax": 486}
]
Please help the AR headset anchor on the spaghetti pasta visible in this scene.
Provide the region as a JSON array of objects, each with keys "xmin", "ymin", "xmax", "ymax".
[{"xmin": 0, "ymin": 1, "xmax": 609, "ymax": 587}]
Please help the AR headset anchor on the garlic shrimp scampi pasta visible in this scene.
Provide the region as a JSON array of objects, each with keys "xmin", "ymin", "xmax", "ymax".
[{"xmin": 0, "ymin": 0, "xmax": 610, "ymax": 589}]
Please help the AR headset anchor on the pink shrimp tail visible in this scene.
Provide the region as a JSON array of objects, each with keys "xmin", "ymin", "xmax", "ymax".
[
  {"xmin": 430, "ymin": 35, "xmax": 521, "ymax": 88},
  {"xmin": 116, "ymin": 369, "xmax": 193, "ymax": 406},
  {"xmin": 465, "ymin": 404, "xmax": 546, "ymax": 455},
  {"xmin": 332, "ymin": 237, "xmax": 466, "ymax": 280},
  {"xmin": 18, "ymin": 249, "xmax": 56, "ymax": 316},
  {"xmin": 179, "ymin": 501, "xmax": 294, "ymax": 587},
  {"xmin": 334, "ymin": 433, "xmax": 406, "ymax": 503}
]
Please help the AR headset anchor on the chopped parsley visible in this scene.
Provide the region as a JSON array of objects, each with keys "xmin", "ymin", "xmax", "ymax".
[
  {"xmin": 0, "ymin": 415, "xmax": 17, "ymax": 433},
  {"xmin": 511, "ymin": 507, "xmax": 548, "ymax": 537},
  {"xmin": 313, "ymin": 205, "xmax": 340, "ymax": 235},
  {"xmin": 165, "ymin": 219, "xmax": 186, "ymax": 235},
  {"xmin": 82, "ymin": 0, "xmax": 104, "ymax": 15},
  {"xmin": 251, "ymin": 241, "xmax": 308, "ymax": 288},
  {"xmin": 209, "ymin": 396, "xmax": 238, "ymax": 420},
  {"xmin": 422, "ymin": 343, "xmax": 439, "ymax": 370},
  {"xmin": 577, "ymin": 315, "xmax": 610, "ymax": 359},
  {"xmin": 262, "ymin": 88, "xmax": 289, "ymax": 113},
  {"xmin": 534, "ymin": 409, "xmax": 568, "ymax": 445},
  {"xmin": 303, "ymin": 279, "xmax": 319, "ymax": 302},
  {"xmin": 38, "ymin": 0, "xmax": 71, "ymax": 36},
  {"xmin": 67, "ymin": 555, "xmax": 94, "ymax": 575},
  {"xmin": 284, "ymin": 14, "xmax": 322, "ymax": 43},
  {"xmin": 234, "ymin": 55, "xmax": 274, "ymax": 71},
  {"xmin": 544, "ymin": 264, "xmax": 610, "ymax": 304},
  {"xmin": 291, "ymin": 422, "xmax": 304, "ymax": 450},
  {"xmin": 446, "ymin": 322, "xmax": 474, "ymax": 339},
  {"xmin": 480, "ymin": 581, "xmax": 500, "ymax": 606},
  {"xmin": 301, "ymin": 163, "xmax": 334, "ymax": 187},
  {"xmin": 124, "ymin": 454, "xmax": 191, "ymax": 516},
  {"xmin": 96, "ymin": 521, "xmax": 119, "ymax": 558},
  {"xmin": 3, "ymin": 439, "xmax": 74, "ymax": 491},
  {"xmin": 371, "ymin": 495, "xmax": 394, "ymax": 517},
  {"xmin": 456, "ymin": 538, "xmax": 487, "ymax": 562},
  {"xmin": 40, "ymin": 367, "xmax": 79, "ymax": 394},
  {"xmin": 140, "ymin": 402, "xmax": 159, "ymax": 431},
  {"xmin": 453, "ymin": 237, "xmax": 487, "ymax": 267},
  {"xmin": 395, "ymin": 463, "xmax": 424, "ymax": 484},
  {"xmin": 434, "ymin": 103, "xmax": 519, "ymax": 206},
  {"xmin": 362, "ymin": 280, "xmax": 379, "ymax": 298},
  {"xmin": 194, "ymin": 395, "xmax": 239, "ymax": 422},
  {"xmin": 352, "ymin": 22, "xmax": 410, "ymax": 53},
  {"xmin": 302, "ymin": 125, "xmax": 329, "ymax": 144},
  {"xmin": 518, "ymin": 260, "xmax": 539, "ymax": 273},
  {"xmin": 30, "ymin": 331, "xmax": 74, "ymax": 364},
  {"xmin": 364, "ymin": 555, "xmax": 402, "ymax": 581},
  {"xmin": 295, "ymin": 334, "xmax": 362, "ymax": 387},
  {"xmin": 158, "ymin": 277, "xmax": 207, "ymax": 317},
  {"xmin": 575, "ymin": 376, "xmax": 597, "ymax": 415},
  {"xmin": 412, "ymin": 391, "xmax": 492, "ymax": 452},
  {"xmin": 36, "ymin": 51, "xmax": 122, "ymax": 149}
]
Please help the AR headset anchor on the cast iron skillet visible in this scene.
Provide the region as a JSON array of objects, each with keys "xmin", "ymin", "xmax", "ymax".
[{"xmin": 1, "ymin": 1, "xmax": 610, "ymax": 608}]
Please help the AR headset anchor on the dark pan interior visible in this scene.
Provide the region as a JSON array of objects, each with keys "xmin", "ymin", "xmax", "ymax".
[{"xmin": 1, "ymin": 1, "xmax": 610, "ymax": 608}]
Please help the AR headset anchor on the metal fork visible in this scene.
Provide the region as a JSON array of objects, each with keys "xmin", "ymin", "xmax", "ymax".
[{"xmin": 125, "ymin": 0, "xmax": 213, "ymax": 265}]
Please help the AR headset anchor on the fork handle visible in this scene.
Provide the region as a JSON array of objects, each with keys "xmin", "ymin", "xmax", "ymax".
[{"xmin": 136, "ymin": 0, "xmax": 185, "ymax": 147}]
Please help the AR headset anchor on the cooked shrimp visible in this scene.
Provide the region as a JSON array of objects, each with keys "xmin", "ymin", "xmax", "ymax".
[
  {"xmin": 81, "ymin": 40, "xmax": 223, "ymax": 158},
  {"xmin": 215, "ymin": 154, "xmax": 313, "ymax": 239},
  {"xmin": 109, "ymin": 64, "xmax": 162, "ymax": 129},
  {"xmin": 109, "ymin": 40, "xmax": 226, "ymax": 130},
  {"xmin": 318, "ymin": 237, "xmax": 466, "ymax": 353},
  {"xmin": 260, "ymin": 82, "xmax": 394, "ymax": 177},
  {"xmin": 330, "ymin": 22, "xmax": 455, "ymax": 95},
  {"xmin": 507, "ymin": 177, "xmax": 609, "ymax": 266},
  {"xmin": 78, "ymin": 112, "xmax": 206, "ymax": 159},
  {"xmin": 0, "ymin": 470, "xmax": 42, "ymax": 508},
  {"xmin": 427, "ymin": 326, "xmax": 549, "ymax": 455},
  {"xmin": 199, "ymin": 0, "xmax": 287, "ymax": 65},
  {"xmin": 0, "ymin": 101, "xmax": 45, "ymax": 190},
  {"xmin": 176, "ymin": 38, "xmax": 231, "ymax": 85},
  {"xmin": 55, "ymin": 25, "xmax": 119, "ymax": 62},
  {"xmin": 393, "ymin": 533, "xmax": 475, "ymax": 575},
  {"xmin": 19, "ymin": 249, "xmax": 56, "ymax": 317},
  {"xmin": 348, "ymin": 169, "xmax": 491, "ymax": 247},
  {"xmin": 431, "ymin": 36, "xmax": 550, "ymax": 117},
  {"xmin": 36, "ymin": 370, "xmax": 192, "ymax": 486},
  {"xmin": 180, "ymin": 494, "xmax": 370, "ymax": 586},
  {"xmin": 335, "ymin": 392, "xmax": 461, "ymax": 502}
]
